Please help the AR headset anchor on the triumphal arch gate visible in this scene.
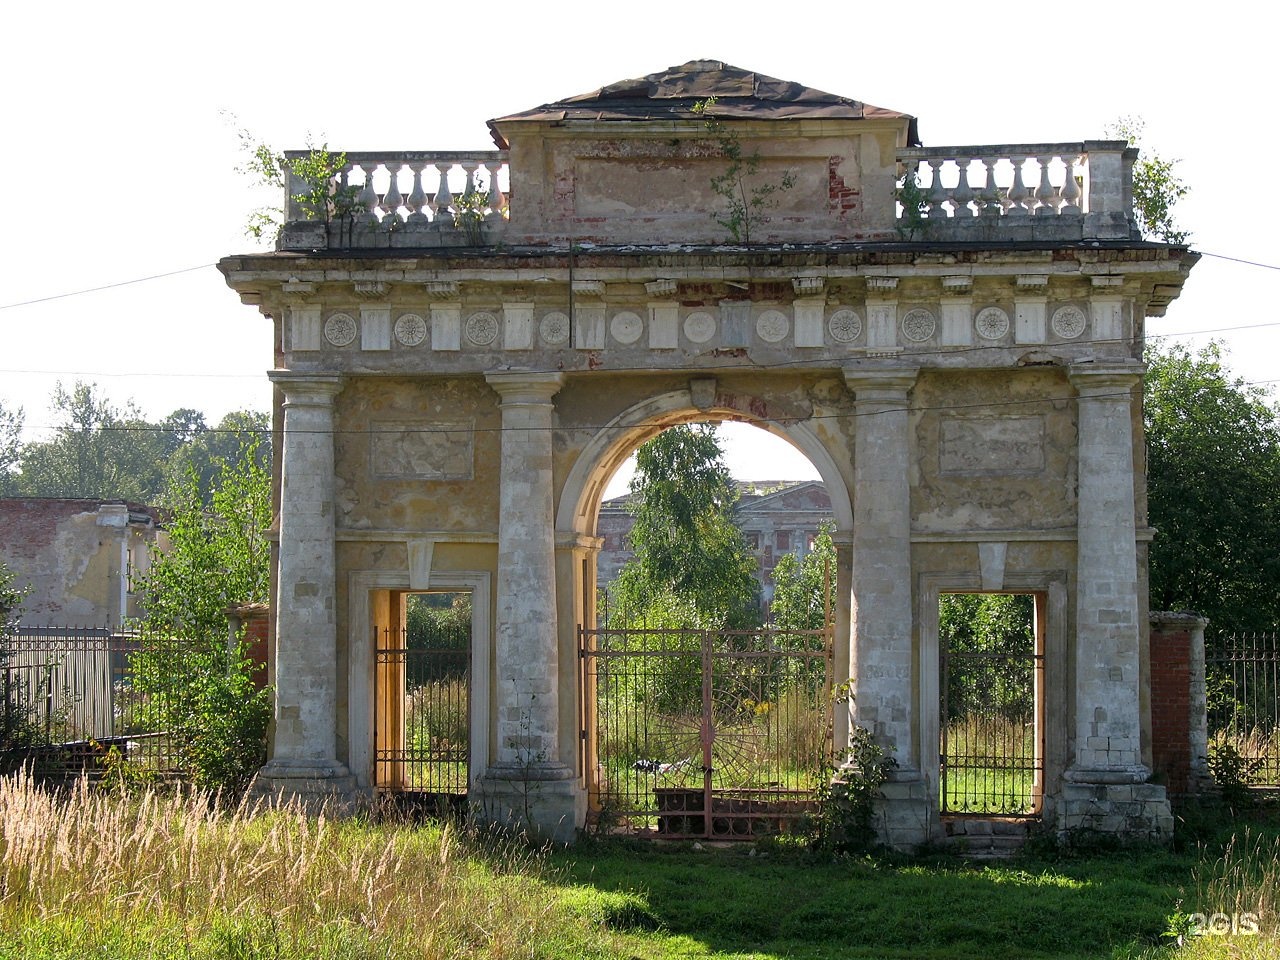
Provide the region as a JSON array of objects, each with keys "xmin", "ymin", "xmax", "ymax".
[{"xmin": 220, "ymin": 61, "xmax": 1195, "ymax": 846}]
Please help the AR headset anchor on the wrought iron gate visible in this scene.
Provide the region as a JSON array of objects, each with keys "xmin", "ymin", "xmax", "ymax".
[
  {"xmin": 939, "ymin": 611, "xmax": 1043, "ymax": 816},
  {"xmin": 1207, "ymin": 631, "xmax": 1280, "ymax": 786},
  {"xmin": 374, "ymin": 607, "xmax": 470, "ymax": 800},
  {"xmin": 579, "ymin": 624, "xmax": 832, "ymax": 838}
]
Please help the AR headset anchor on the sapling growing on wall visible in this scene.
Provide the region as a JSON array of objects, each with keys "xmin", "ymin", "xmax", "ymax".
[
  {"xmin": 228, "ymin": 114, "xmax": 358, "ymax": 242},
  {"xmin": 692, "ymin": 98, "xmax": 797, "ymax": 243}
]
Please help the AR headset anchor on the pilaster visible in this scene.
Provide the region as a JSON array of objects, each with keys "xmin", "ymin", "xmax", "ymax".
[
  {"xmin": 479, "ymin": 371, "xmax": 581, "ymax": 841},
  {"xmin": 1062, "ymin": 362, "xmax": 1171, "ymax": 839},
  {"xmin": 251, "ymin": 372, "xmax": 354, "ymax": 805},
  {"xmin": 843, "ymin": 362, "xmax": 927, "ymax": 847}
]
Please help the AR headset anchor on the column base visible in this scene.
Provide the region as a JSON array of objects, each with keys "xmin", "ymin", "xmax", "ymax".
[
  {"xmin": 1057, "ymin": 779, "xmax": 1173, "ymax": 843},
  {"xmin": 247, "ymin": 760, "xmax": 357, "ymax": 813},
  {"xmin": 474, "ymin": 764, "xmax": 586, "ymax": 844},
  {"xmin": 872, "ymin": 775, "xmax": 936, "ymax": 851}
]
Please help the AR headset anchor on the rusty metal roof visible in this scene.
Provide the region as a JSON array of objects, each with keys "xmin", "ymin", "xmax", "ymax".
[{"xmin": 488, "ymin": 59, "xmax": 918, "ymax": 147}]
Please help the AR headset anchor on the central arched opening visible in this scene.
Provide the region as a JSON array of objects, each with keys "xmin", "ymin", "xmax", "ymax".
[{"xmin": 559, "ymin": 393, "xmax": 853, "ymax": 838}]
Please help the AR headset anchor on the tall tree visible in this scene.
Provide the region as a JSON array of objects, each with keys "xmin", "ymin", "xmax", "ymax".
[
  {"xmin": 1108, "ymin": 117, "xmax": 1190, "ymax": 244},
  {"xmin": 769, "ymin": 522, "xmax": 835, "ymax": 631},
  {"xmin": 611, "ymin": 424, "xmax": 759, "ymax": 629},
  {"xmin": 0, "ymin": 402, "xmax": 22, "ymax": 497},
  {"xmin": 16, "ymin": 382, "xmax": 165, "ymax": 501},
  {"xmin": 1145, "ymin": 342, "xmax": 1280, "ymax": 632},
  {"xmin": 163, "ymin": 410, "xmax": 270, "ymax": 505},
  {"xmin": 130, "ymin": 438, "xmax": 272, "ymax": 793}
]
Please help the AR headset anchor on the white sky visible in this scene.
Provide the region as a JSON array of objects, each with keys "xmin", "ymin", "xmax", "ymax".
[{"xmin": 2, "ymin": 2, "xmax": 1275, "ymax": 500}]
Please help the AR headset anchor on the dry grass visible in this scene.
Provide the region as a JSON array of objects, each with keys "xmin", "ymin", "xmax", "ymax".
[{"xmin": 0, "ymin": 772, "xmax": 608, "ymax": 959}]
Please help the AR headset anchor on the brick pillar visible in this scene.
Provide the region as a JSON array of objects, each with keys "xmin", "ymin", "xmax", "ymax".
[
  {"xmin": 226, "ymin": 602, "xmax": 270, "ymax": 691},
  {"xmin": 1149, "ymin": 612, "xmax": 1210, "ymax": 796}
]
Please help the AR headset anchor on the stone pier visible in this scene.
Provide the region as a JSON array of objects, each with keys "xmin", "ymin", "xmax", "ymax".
[
  {"xmin": 250, "ymin": 373, "xmax": 355, "ymax": 805},
  {"xmin": 845, "ymin": 363, "xmax": 929, "ymax": 848},
  {"xmin": 1061, "ymin": 364, "xmax": 1172, "ymax": 839},
  {"xmin": 478, "ymin": 372, "xmax": 582, "ymax": 841}
]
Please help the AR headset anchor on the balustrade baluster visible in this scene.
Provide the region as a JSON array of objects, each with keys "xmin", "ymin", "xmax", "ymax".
[
  {"xmin": 1059, "ymin": 154, "xmax": 1083, "ymax": 215},
  {"xmin": 1034, "ymin": 154, "xmax": 1057, "ymax": 215},
  {"xmin": 405, "ymin": 162, "xmax": 429, "ymax": 223},
  {"xmin": 1006, "ymin": 155, "xmax": 1030, "ymax": 215},
  {"xmin": 356, "ymin": 163, "xmax": 380, "ymax": 224},
  {"xmin": 483, "ymin": 161, "xmax": 506, "ymax": 221},
  {"xmin": 953, "ymin": 158, "xmax": 976, "ymax": 217},
  {"xmin": 460, "ymin": 160, "xmax": 479, "ymax": 205},
  {"xmin": 381, "ymin": 163, "xmax": 405, "ymax": 228},
  {"xmin": 432, "ymin": 163, "xmax": 454, "ymax": 226},
  {"xmin": 978, "ymin": 157, "xmax": 1003, "ymax": 216},
  {"xmin": 925, "ymin": 158, "xmax": 948, "ymax": 219}
]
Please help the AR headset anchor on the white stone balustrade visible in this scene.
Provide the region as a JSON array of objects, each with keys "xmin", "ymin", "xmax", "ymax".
[
  {"xmin": 280, "ymin": 151, "xmax": 509, "ymax": 248},
  {"xmin": 897, "ymin": 141, "xmax": 1137, "ymax": 239}
]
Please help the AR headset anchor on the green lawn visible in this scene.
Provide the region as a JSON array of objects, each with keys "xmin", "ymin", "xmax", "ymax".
[{"xmin": 1, "ymin": 772, "xmax": 1276, "ymax": 960}]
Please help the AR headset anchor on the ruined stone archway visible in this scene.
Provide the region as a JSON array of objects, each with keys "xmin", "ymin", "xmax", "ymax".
[{"xmin": 219, "ymin": 58, "xmax": 1195, "ymax": 848}]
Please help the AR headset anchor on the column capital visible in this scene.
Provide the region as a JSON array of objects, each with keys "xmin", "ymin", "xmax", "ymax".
[
  {"xmin": 268, "ymin": 371, "xmax": 345, "ymax": 404},
  {"xmin": 843, "ymin": 362, "xmax": 919, "ymax": 400},
  {"xmin": 1067, "ymin": 362, "xmax": 1144, "ymax": 396},
  {"xmin": 485, "ymin": 370, "xmax": 565, "ymax": 405}
]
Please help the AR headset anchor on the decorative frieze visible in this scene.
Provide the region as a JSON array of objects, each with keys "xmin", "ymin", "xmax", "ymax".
[
  {"xmin": 645, "ymin": 279, "xmax": 677, "ymax": 297},
  {"xmin": 648, "ymin": 303, "xmax": 679, "ymax": 349},
  {"xmin": 610, "ymin": 310, "xmax": 643, "ymax": 345},
  {"xmin": 1014, "ymin": 298, "xmax": 1047, "ymax": 343},
  {"xmin": 465, "ymin": 311, "xmax": 499, "ymax": 347},
  {"xmin": 572, "ymin": 280, "xmax": 605, "ymax": 298},
  {"xmin": 939, "ymin": 298, "xmax": 973, "ymax": 346},
  {"xmin": 684, "ymin": 311, "xmax": 716, "ymax": 343},
  {"xmin": 756, "ymin": 309, "xmax": 790, "ymax": 343},
  {"xmin": 939, "ymin": 416, "xmax": 1045, "ymax": 476},
  {"xmin": 793, "ymin": 299, "xmax": 826, "ymax": 347},
  {"xmin": 539, "ymin": 311, "xmax": 570, "ymax": 345},
  {"xmin": 827, "ymin": 308, "xmax": 862, "ymax": 344},
  {"xmin": 425, "ymin": 281, "xmax": 459, "ymax": 299},
  {"xmin": 324, "ymin": 313, "xmax": 358, "ymax": 347},
  {"xmin": 574, "ymin": 304, "xmax": 606, "ymax": 349},
  {"xmin": 393, "ymin": 313, "xmax": 427, "ymax": 347},
  {"xmin": 974, "ymin": 306, "xmax": 1010, "ymax": 341},
  {"xmin": 1050, "ymin": 305, "xmax": 1088, "ymax": 340},
  {"xmin": 901, "ymin": 308, "xmax": 937, "ymax": 343},
  {"xmin": 430, "ymin": 303, "xmax": 461, "ymax": 351},
  {"xmin": 360, "ymin": 307, "xmax": 391, "ymax": 351},
  {"xmin": 290, "ymin": 305, "xmax": 323, "ymax": 351},
  {"xmin": 502, "ymin": 303, "xmax": 535, "ymax": 350},
  {"xmin": 370, "ymin": 420, "xmax": 474, "ymax": 480},
  {"xmin": 792, "ymin": 276, "xmax": 825, "ymax": 295}
]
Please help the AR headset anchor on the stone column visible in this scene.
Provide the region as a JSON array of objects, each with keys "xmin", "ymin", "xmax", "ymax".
[
  {"xmin": 480, "ymin": 372, "xmax": 581, "ymax": 841},
  {"xmin": 252, "ymin": 373, "xmax": 354, "ymax": 802},
  {"xmin": 844, "ymin": 363, "xmax": 928, "ymax": 848},
  {"xmin": 1062, "ymin": 363, "xmax": 1171, "ymax": 839}
]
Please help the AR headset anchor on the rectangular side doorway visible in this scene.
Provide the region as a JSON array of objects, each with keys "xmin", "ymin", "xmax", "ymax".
[
  {"xmin": 939, "ymin": 592, "xmax": 1044, "ymax": 816},
  {"xmin": 375, "ymin": 592, "xmax": 472, "ymax": 808}
]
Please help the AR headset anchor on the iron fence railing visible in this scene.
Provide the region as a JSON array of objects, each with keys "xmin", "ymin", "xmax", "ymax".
[
  {"xmin": 2, "ymin": 626, "xmax": 183, "ymax": 779},
  {"xmin": 374, "ymin": 619, "xmax": 471, "ymax": 800},
  {"xmin": 580, "ymin": 621, "xmax": 832, "ymax": 839},
  {"xmin": 1207, "ymin": 632, "xmax": 1280, "ymax": 786},
  {"xmin": 940, "ymin": 641, "xmax": 1043, "ymax": 817}
]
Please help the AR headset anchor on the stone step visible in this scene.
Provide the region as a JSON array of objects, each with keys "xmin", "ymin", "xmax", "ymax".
[{"xmin": 940, "ymin": 818, "xmax": 1032, "ymax": 858}]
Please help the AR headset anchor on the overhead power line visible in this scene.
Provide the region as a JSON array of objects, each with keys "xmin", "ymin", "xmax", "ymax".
[
  {"xmin": 0, "ymin": 247, "xmax": 1276, "ymax": 313},
  {"xmin": 0, "ymin": 263, "xmax": 218, "ymax": 311}
]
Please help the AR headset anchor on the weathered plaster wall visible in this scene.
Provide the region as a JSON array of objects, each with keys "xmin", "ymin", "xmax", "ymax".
[
  {"xmin": 911, "ymin": 369, "xmax": 1079, "ymax": 534},
  {"xmin": 0, "ymin": 499, "xmax": 163, "ymax": 628}
]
